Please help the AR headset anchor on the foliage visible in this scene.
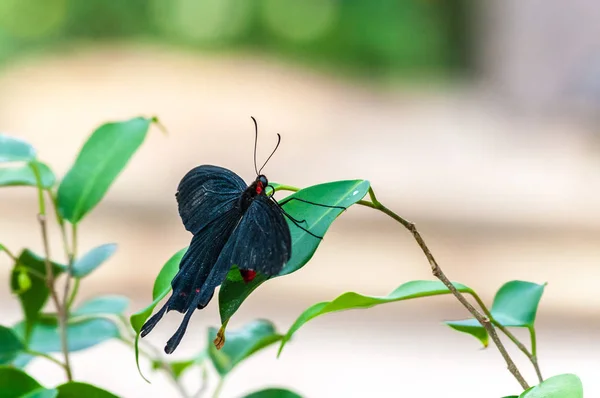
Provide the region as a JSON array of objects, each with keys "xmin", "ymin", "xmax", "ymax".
[{"xmin": 0, "ymin": 116, "xmax": 585, "ymax": 398}]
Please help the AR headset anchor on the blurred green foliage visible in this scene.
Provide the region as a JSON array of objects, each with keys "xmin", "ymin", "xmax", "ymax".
[{"xmin": 0, "ymin": 0, "xmax": 471, "ymax": 78}]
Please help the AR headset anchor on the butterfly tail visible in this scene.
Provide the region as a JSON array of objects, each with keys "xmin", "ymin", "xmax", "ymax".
[
  {"xmin": 164, "ymin": 302, "xmax": 196, "ymax": 354},
  {"xmin": 140, "ymin": 301, "xmax": 168, "ymax": 338}
]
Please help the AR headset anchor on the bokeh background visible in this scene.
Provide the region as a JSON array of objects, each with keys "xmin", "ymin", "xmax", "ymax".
[{"xmin": 1, "ymin": 1, "xmax": 599, "ymax": 397}]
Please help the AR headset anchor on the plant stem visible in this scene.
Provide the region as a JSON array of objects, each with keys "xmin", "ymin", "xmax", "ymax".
[
  {"xmin": 1, "ymin": 245, "xmax": 17, "ymax": 262},
  {"xmin": 469, "ymin": 292, "xmax": 543, "ymax": 383},
  {"xmin": 212, "ymin": 377, "xmax": 225, "ymax": 398},
  {"xmin": 62, "ymin": 223, "xmax": 78, "ymax": 311},
  {"xmin": 31, "ymin": 163, "xmax": 73, "ymax": 382},
  {"xmin": 25, "ymin": 349, "xmax": 67, "ymax": 370},
  {"xmin": 360, "ymin": 187, "xmax": 530, "ymax": 390}
]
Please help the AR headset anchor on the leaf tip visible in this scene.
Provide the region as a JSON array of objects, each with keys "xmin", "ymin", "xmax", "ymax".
[{"xmin": 150, "ymin": 116, "xmax": 168, "ymax": 136}]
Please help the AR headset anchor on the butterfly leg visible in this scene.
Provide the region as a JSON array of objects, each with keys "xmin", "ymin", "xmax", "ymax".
[{"xmin": 278, "ymin": 197, "xmax": 347, "ymax": 211}]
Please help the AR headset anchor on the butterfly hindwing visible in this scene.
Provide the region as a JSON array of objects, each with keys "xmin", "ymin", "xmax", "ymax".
[
  {"xmin": 176, "ymin": 165, "xmax": 247, "ymax": 235},
  {"xmin": 214, "ymin": 194, "xmax": 292, "ymax": 277}
]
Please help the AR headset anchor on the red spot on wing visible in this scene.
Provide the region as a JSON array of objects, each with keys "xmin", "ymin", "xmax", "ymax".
[
  {"xmin": 195, "ymin": 288, "xmax": 200, "ymax": 293},
  {"xmin": 240, "ymin": 269, "xmax": 257, "ymax": 283}
]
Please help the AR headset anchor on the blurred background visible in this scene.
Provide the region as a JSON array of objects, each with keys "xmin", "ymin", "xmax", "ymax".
[{"xmin": 1, "ymin": 0, "xmax": 599, "ymax": 397}]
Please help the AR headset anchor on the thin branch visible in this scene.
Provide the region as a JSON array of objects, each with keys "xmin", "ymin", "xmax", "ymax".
[
  {"xmin": 360, "ymin": 187, "xmax": 530, "ymax": 390},
  {"xmin": 470, "ymin": 293, "xmax": 544, "ymax": 383},
  {"xmin": 25, "ymin": 349, "xmax": 67, "ymax": 370},
  {"xmin": 211, "ymin": 377, "xmax": 225, "ymax": 398},
  {"xmin": 31, "ymin": 163, "xmax": 73, "ymax": 382},
  {"xmin": 62, "ymin": 223, "xmax": 78, "ymax": 311},
  {"xmin": 1, "ymin": 245, "xmax": 17, "ymax": 262}
]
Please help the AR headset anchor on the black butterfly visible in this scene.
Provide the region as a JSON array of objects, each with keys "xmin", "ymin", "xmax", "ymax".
[{"xmin": 140, "ymin": 117, "xmax": 344, "ymax": 354}]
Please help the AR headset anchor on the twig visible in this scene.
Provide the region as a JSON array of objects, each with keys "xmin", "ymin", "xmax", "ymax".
[
  {"xmin": 212, "ymin": 377, "xmax": 225, "ymax": 398},
  {"xmin": 470, "ymin": 292, "xmax": 544, "ymax": 383},
  {"xmin": 62, "ymin": 223, "xmax": 77, "ymax": 311},
  {"xmin": 1, "ymin": 245, "xmax": 17, "ymax": 262},
  {"xmin": 359, "ymin": 187, "xmax": 530, "ymax": 390},
  {"xmin": 31, "ymin": 163, "xmax": 73, "ymax": 382},
  {"xmin": 25, "ymin": 349, "xmax": 67, "ymax": 370}
]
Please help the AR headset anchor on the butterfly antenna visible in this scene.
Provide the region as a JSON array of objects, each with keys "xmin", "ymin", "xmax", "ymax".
[
  {"xmin": 259, "ymin": 133, "xmax": 281, "ymax": 174},
  {"xmin": 251, "ymin": 116, "xmax": 259, "ymax": 175}
]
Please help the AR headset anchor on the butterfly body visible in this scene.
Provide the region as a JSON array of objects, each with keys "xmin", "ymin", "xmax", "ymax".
[{"xmin": 141, "ymin": 165, "xmax": 292, "ymax": 354}]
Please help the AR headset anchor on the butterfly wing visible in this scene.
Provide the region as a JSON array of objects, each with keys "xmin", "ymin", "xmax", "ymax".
[
  {"xmin": 141, "ymin": 206, "xmax": 242, "ymax": 352},
  {"xmin": 214, "ymin": 194, "xmax": 292, "ymax": 277},
  {"xmin": 176, "ymin": 165, "xmax": 247, "ymax": 235}
]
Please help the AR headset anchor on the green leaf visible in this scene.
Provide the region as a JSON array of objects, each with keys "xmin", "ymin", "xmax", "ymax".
[
  {"xmin": 0, "ymin": 325, "xmax": 25, "ymax": 365},
  {"xmin": 71, "ymin": 243, "xmax": 117, "ymax": 278},
  {"xmin": 0, "ymin": 134, "xmax": 36, "ymax": 162},
  {"xmin": 445, "ymin": 280, "xmax": 545, "ymax": 347},
  {"xmin": 13, "ymin": 317, "xmax": 120, "ymax": 353},
  {"xmin": 73, "ymin": 295, "xmax": 129, "ymax": 316},
  {"xmin": 279, "ymin": 280, "xmax": 473, "ymax": 355},
  {"xmin": 21, "ymin": 389, "xmax": 58, "ymax": 398},
  {"xmin": 445, "ymin": 318, "xmax": 489, "ymax": 347},
  {"xmin": 10, "ymin": 250, "xmax": 66, "ymax": 340},
  {"xmin": 0, "ymin": 162, "xmax": 55, "ymax": 188},
  {"xmin": 16, "ymin": 270, "xmax": 32, "ymax": 294},
  {"xmin": 56, "ymin": 382, "xmax": 119, "ymax": 398},
  {"xmin": 10, "ymin": 353, "xmax": 34, "ymax": 369},
  {"xmin": 0, "ymin": 366, "xmax": 42, "ymax": 398},
  {"xmin": 219, "ymin": 180, "xmax": 370, "ymax": 326},
  {"xmin": 208, "ymin": 320, "xmax": 283, "ymax": 376},
  {"xmin": 56, "ymin": 117, "xmax": 155, "ymax": 223},
  {"xmin": 242, "ymin": 388, "xmax": 303, "ymax": 398},
  {"xmin": 520, "ymin": 374, "xmax": 583, "ymax": 398},
  {"xmin": 129, "ymin": 248, "xmax": 187, "ymax": 381},
  {"xmin": 153, "ymin": 351, "xmax": 207, "ymax": 380}
]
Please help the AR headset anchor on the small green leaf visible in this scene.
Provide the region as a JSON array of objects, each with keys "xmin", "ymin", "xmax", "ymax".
[
  {"xmin": 279, "ymin": 280, "xmax": 473, "ymax": 355},
  {"xmin": 0, "ymin": 134, "xmax": 36, "ymax": 162},
  {"xmin": 0, "ymin": 366, "xmax": 42, "ymax": 398},
  {"xmin": 219, "ymin": 180, "xmax": 370, "ymax": 327},
  {"xmin": 0, "ymin": 325, "xmax": 25, "ymax": 365},
  {"xmin": 21, "ymin": 388, "xmax": 58, "ymax": 398},
  {"xmin": 0, "ymin": 162, "xmax": 55, "ymax": 188},
  {"xmin": 71, "ymin": 243, "xmax": 117, "ymax": 278},
  {"xmin": 57, "ymin": 117, "xmax": 155, "ymax": 223},
  {"xmin": 208, "ymin": 320, "xmax": 282, "ymax": 376},
  {"xmin": 520, "ymin": 374, "xmax": 583, "ymax": 398},
  {"xmin": 445, "ymin": 280, "xmax": 545, "ymax": 347},
  {"xmin": 154, "ymin": 351, "xmax": 207, "ymax": 380},
  {"xmin": 73, "ymin": 295, "xmax": 129, "ymax": 316},
  {"xmin": 16, "ymin": 270, "xmax": 32, "ymax": 293},
  {"xmin": 13, "ymin": 317, "xmax": 120, "ymax": 353},
  {"xmin": 445, "ymin": 318, "xmax": 489, "ymax": 348},
  {"xmin": 56, "ymin": 382, "xmax": 119, "ymax": 398},
  {"xmin": 130, "ymin": 248, "xmax": 187, "ymax": 381},
  {"xmin": 10, "ymin": 250, "xmax": 66, "ymax": 340},
  {"xmin": 242, "ymin": 388, "xmax": 303, "ymax": 398}
]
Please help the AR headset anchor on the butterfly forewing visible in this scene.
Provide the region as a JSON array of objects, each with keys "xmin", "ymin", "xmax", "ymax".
[
  {"xmin": 176, "ymin": 165, "xmax": 247, "ymax": 235},
  {"xmin": 214, "ymin": 194, "xmax": 291, "ymax": 277}
]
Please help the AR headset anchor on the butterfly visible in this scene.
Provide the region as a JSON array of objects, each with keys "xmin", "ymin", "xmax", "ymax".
[{"xmin": 140, "ymin": 117, "xmax": 344, "ymax": 354}]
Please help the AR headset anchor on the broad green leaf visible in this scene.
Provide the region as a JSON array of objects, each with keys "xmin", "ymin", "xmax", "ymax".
[
  {"xmin": 445, "ymin": 280, "xmax": 545, "ymax": 348},
  {"xmin": 0, "ymin": 325, "xmax": 25, "ymax": 364},
  {"xmin": 445, "ymin": 318, "xmax": 489, "ymax": 347},
  {"xmin": 129, "ymin": 248, "xmax": 187, "ymax": 381},
  {"xmin": 219, "ymin": 180, "xmax": 370, "ymax": 326},
  {"xmin": 57, "ymin": 117, "xmax": 155, "ymax": 223},
  {"xmin": 13, "ymin": 317, "xmax": 120, "ymax": 353},
  {"xmin": 56, "ymin": 382, "xmax": 119, "ymax": 398},
  {"xmin": 71, "ymin": 243, "xmax": 117, "ymax": 278},
  {"xmin": 0, "ymin": 366, "xmax": 42, "ymax": 398},
  {"xmin": 520, "ymin": 374, "xmax": 583, "ymax": 398},
  {"xmin": 21, "ymin": 389, "xmax": 58, "ymax": 398},
  {"xmin": 243, "ymin": 388, "xmax": 303, "ymax": 398},
  {"xmin": 0, "ymin": 134, "xmax": 36, "ymax": 162},
  {"xmin": 0, "ymin": 162, "xmax": 55, "ymax": 188},
  {"xmin": 10, "ymin": 250, "xmax": 66, "ymax": 340},
  {"xmin": 73, "ymin": 295, "xmax": 129, "ymax": 316},
  {"xmin": 279, "ymin": 280, "xmax": 473, "ymax": 355},
  {"xmin": 208, "ymin": 320, "xmax": 282, "ymax": 376}
]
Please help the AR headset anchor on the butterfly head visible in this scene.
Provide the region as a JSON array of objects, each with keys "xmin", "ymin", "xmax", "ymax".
[{"xmin": 254, "ymin": 174, "xmax": 268, "ymax": 195}]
